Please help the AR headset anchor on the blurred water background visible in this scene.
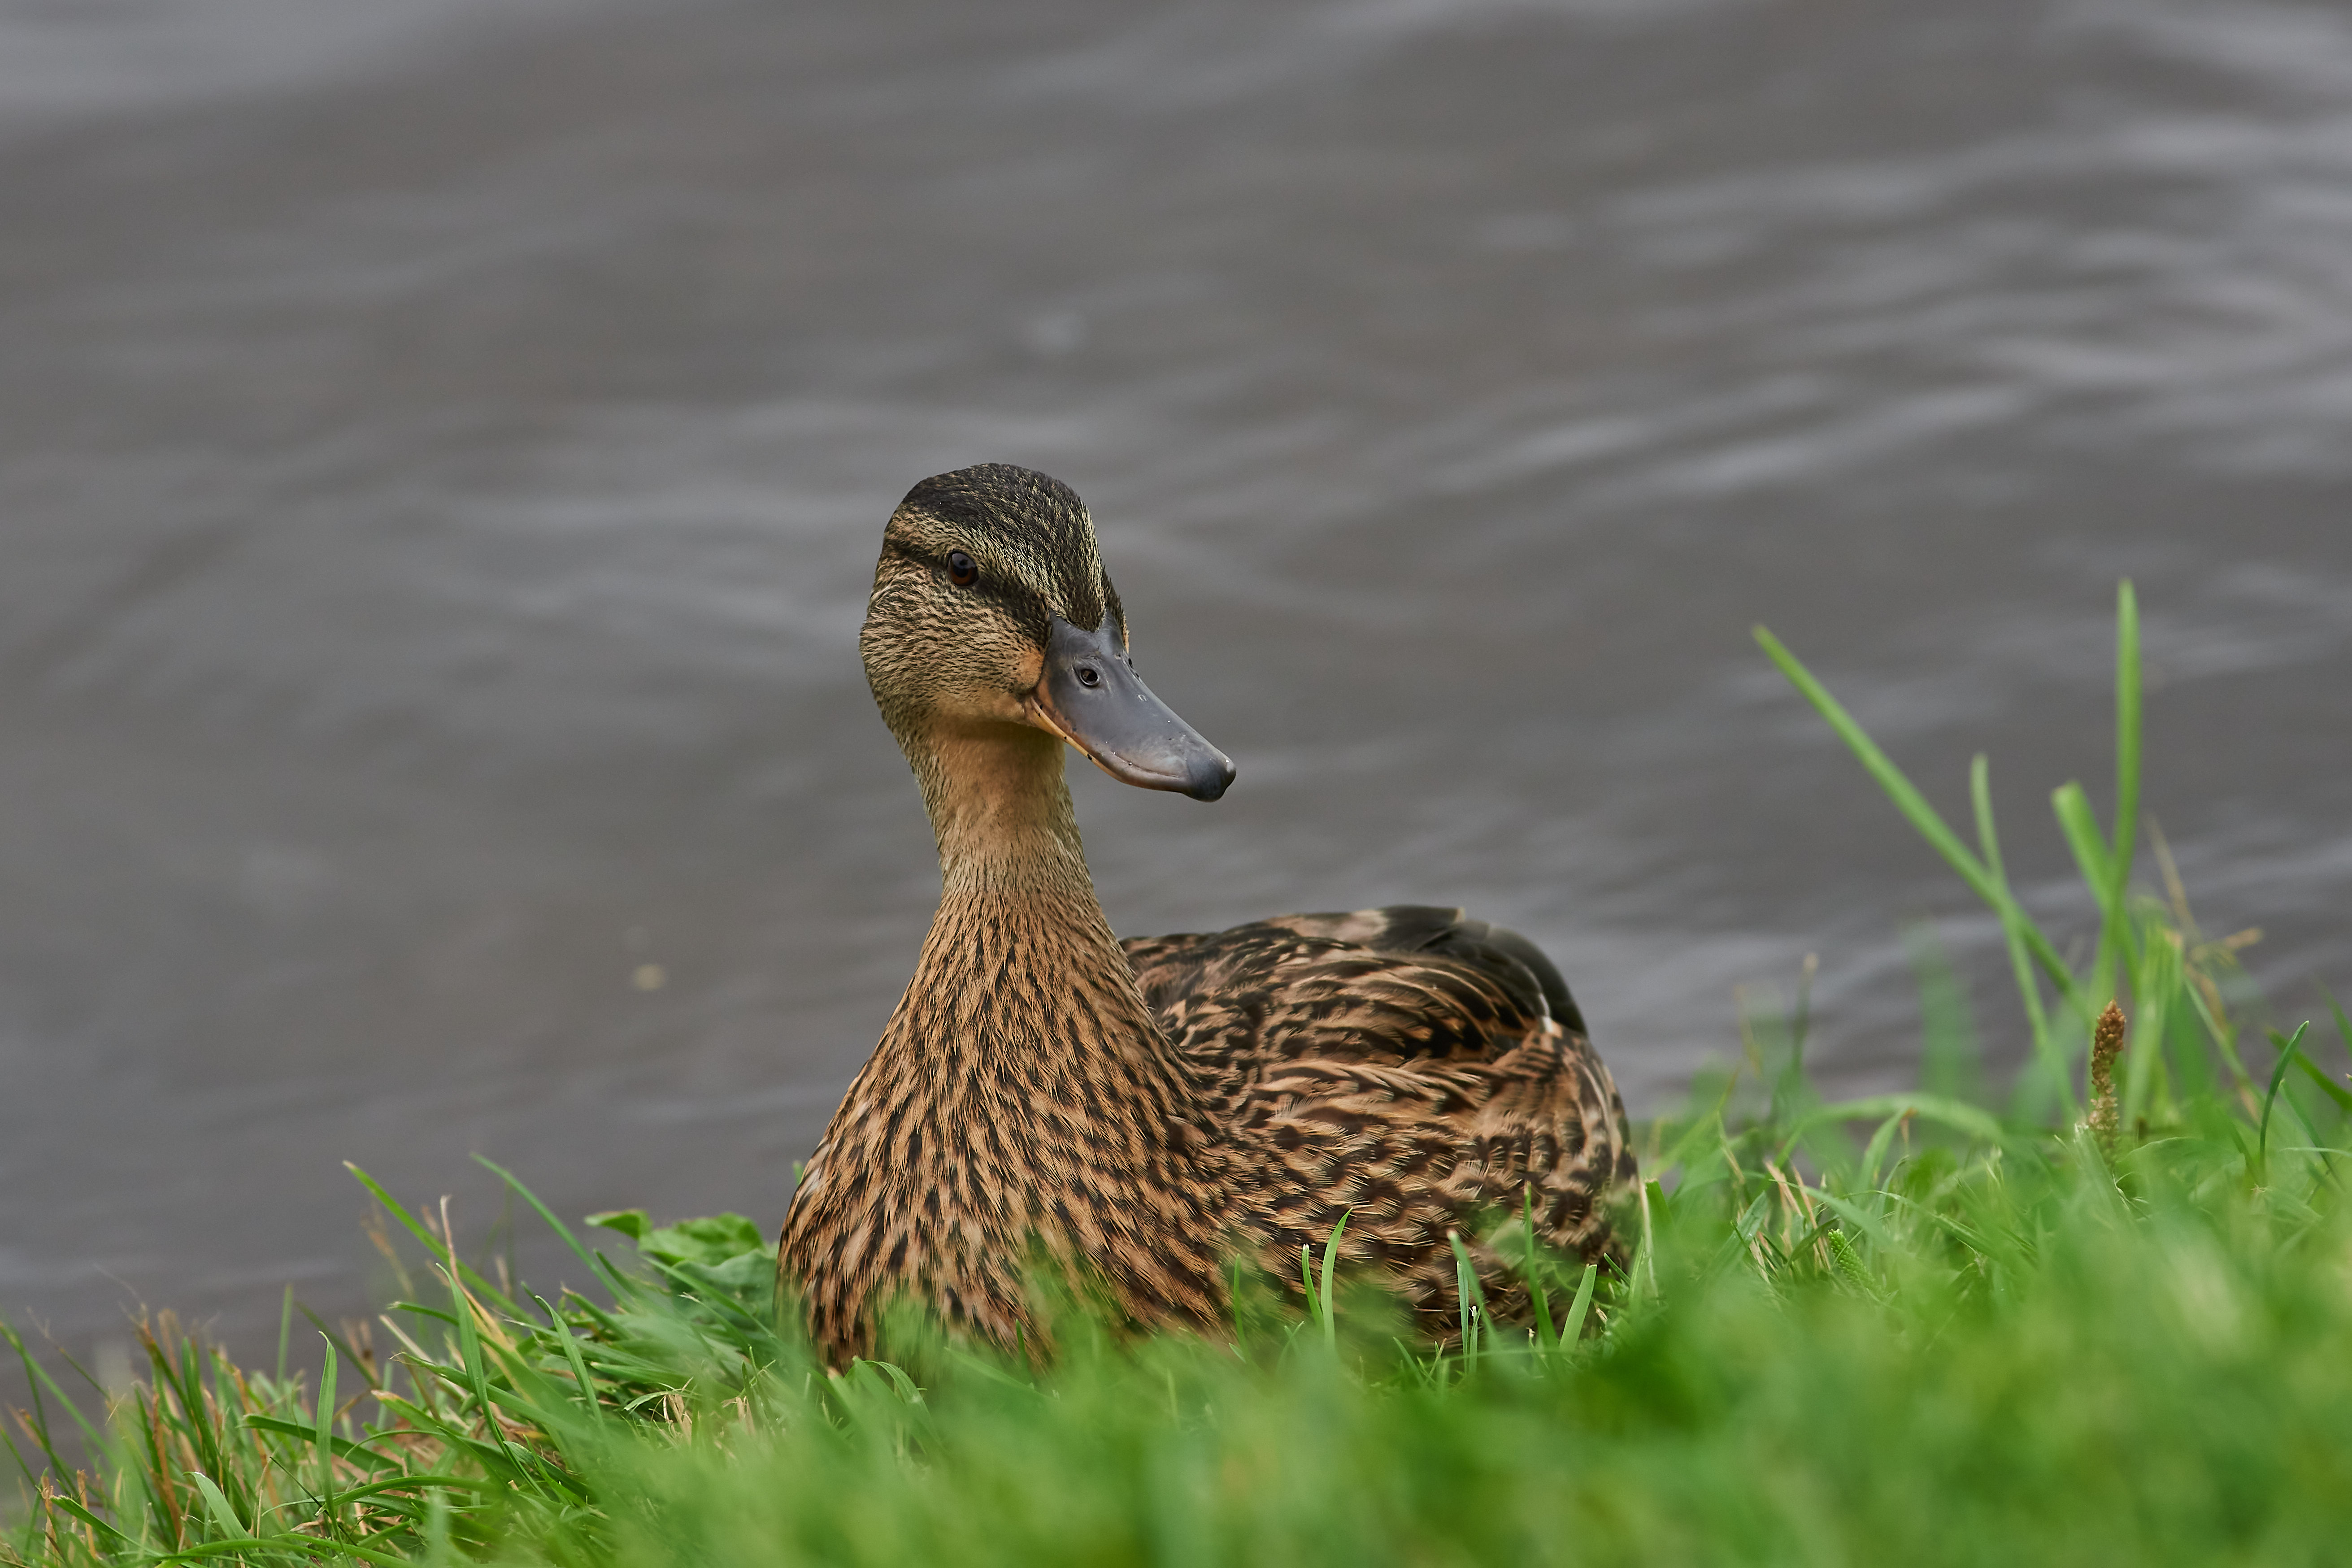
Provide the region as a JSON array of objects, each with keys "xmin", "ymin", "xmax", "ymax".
[{"xmin": 3, "ymin": 0, "xmax": 2350, "ymax": 1388}]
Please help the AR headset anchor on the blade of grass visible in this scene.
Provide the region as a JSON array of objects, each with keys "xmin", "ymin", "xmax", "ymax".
[
  {"xmin": 533, "ymin": 1294, "xmax": 603, "ymax": 1414},
  {"xmin": 2291, "ymin": 1054, "xmax": 2352, "ymax": 1116},
  {"xmin": 437, "ymin": 1198, "xmax": 535, "ymax": 1494},
  {"xmin": 1562, "ymin": 1263, "xmax": 1599, "ymax": 1346},
  {"xmin": 2112, "ymin": 580, "xmax": 2142, "ymax": 930},
  {"xmin": 1798, "ymin": 1186, "xmax": 1906, "ymax": 1260},
  {"xmin": 2054, "ymin": 781, "xmax": 2145, "ymax": 1018},
  {"xmin": 274, "ymin": 1286, "xmax": 293, "ymax": 1388},
  {"xmin": 2051, "ymin": 782, "xmax": 2115, "ymax": 895},
  {"xmin": 152, "ymin": 1533, "xmax": 416, "ymax": 1567},
  {"xmin": 475, "ymin": 1155, "xmax": 639, "ymax": 1301},
  {"xmin": 2260, "ymin": 1023, "xmax": 2313, "ymax": 1168},
  {"xmin": 1756, "ymin": 627, "xmax": 2087, "ymax": 1026},
  {"xmin": 345, "ymin": 1165, "xmax": 510, "ymax": 1307},
  {"xmin": 2052, "ymin": 781, "xmax": 2122, "ymax": 999},
  {"xmin": 2074, "ymin": 583, "xmax": 2148, "ymax": 1090},
  {"xmin": 1, "ymin": 1320, "xmax": 110, "ymax": 1469},
  {"xmin": 2126, "ymin": 919, "xmax": 2182, "ymax": 1129},
  {"xmin": 1447, "ymin": 1232, "xmax": 1487, "ymax": 1371},
  {"xmin": 1637, "ymin": 1178, "xmax": 1661, "ymax": 1301},
  {"xmin": 1521, "ymin": 1188, "xmax": 1557, "ymax": 1353},
  {"xmin": 313, "ymin": 1337, "xmax": 340, "ymax": 1535},
  {"xmin": 1859, "ymin": 1111, "xmax": 1911, "ymax": 1190},
  {"xmin": 43, "ymin": 1494, "xmax": 135, "ymax": 1551},
  {"xmin": 1317, "ymin": 1209, "xmax": 1352, "ymax": 1352},
  {"xmin": 187, "ymin": 1471, "xmax": 245, "ymax": 1541},
  {"xmin": 1973, "ymin": 754, "xmax": 2067, "ymax": 1112},
  {"xmin": 2326, "ymin": 988, "xmax": 2352, "ymax": 1070}
]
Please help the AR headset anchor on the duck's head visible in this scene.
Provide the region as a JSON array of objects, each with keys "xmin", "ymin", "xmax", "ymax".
[{"xmin": 861, "ymin": 463, "xmax": 1235, "ymax": 803}]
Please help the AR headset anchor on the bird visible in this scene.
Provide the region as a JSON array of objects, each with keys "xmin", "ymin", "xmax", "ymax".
[{"xmin": 778, "ymin": 463, "xmax": 1636, "ymax": 1360}]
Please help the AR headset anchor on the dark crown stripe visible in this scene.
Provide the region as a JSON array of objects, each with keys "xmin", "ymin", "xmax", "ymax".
[{"xmin": 898, "ymin": 464, "xmax": 1109, "ymax": 633}]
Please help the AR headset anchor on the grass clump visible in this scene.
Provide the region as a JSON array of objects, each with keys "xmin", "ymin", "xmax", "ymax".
[{"xmin": 10, "ymin": 581, "xmax": 2352, "ymax": 1565}]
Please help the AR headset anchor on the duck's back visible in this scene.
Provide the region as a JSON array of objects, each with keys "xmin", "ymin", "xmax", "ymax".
[{"xmin": 1122, "ymin": 906, "xmax": 1636, "ymax": 1333}]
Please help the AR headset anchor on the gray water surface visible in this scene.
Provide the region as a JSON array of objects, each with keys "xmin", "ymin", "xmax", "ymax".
[{"xmin": 4, "ymin": 0, "xmax": 2351, "ymax": 1379}]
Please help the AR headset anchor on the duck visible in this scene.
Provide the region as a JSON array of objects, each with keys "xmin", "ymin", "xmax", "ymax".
[{"xmin": 778, "ymin": 463, "xmax": 1636, "ymax": 1359}]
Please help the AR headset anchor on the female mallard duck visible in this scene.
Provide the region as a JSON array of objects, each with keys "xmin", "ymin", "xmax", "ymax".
[{"xmin": 779, "ymin": 464, "xmax": 1636, "ymax": 1358}]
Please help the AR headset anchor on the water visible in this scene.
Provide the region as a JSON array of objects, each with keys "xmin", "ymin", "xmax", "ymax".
[{"xmin": 3, "ymin": 0, "xmax": 2351, "ymax": 1386}]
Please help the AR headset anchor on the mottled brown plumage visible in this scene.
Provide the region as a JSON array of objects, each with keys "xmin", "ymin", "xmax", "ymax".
[{"xmin": 779, "ymin": 464, "xmax": 1636, "ymax": 1360}]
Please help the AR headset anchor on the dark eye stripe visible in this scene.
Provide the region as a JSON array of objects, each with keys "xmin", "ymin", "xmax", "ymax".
[{"xmin": 879, "ymin": 538, "xmax": 1054, "ymax": 641}]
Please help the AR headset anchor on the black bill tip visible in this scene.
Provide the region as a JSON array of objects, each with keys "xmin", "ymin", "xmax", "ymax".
[{"xmin": 1186, "ymin": 752, "xmax": 1237, "ymax": 802}]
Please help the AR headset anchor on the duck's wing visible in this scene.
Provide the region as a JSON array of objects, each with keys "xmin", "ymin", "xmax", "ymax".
[
  {"xmin": 1129, "ymin": 907, "xmax": 1626, "ymax": 1205},
  {"xmin": 1125, "ymin": 904, "xmax": 1583, "ymax": 1038},
  {"xmin": 1122, "ymin": 906, "xmax": 1635, "ymax": 1326}
]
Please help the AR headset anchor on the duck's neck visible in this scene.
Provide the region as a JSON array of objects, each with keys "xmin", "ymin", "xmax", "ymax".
[
  {"xmin": 912, "ymin": 721, "xmax": 1095, "ymax": 900},
  {"xmin": 893, "ymin": 721, "xmax": 1197, "ymax": 1115}
]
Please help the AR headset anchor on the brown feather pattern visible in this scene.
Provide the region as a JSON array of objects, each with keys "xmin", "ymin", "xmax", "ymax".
[{"xmin": 778, "ymin": 465, "xmax": 1638, "ymax": 1360}]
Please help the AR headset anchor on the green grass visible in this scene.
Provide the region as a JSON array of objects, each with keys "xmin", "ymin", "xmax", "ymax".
[{"xmin": 10, "ymin": 580, "xmax": 2352, "ymax": 1566}]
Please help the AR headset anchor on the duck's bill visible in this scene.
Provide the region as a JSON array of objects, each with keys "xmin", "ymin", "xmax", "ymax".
[{"xmin": 1027, "ymin": 615, "xmax": 1236, "ymax": 802}]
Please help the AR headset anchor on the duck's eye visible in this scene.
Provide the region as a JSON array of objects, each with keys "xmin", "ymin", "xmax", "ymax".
[
  {"xmin": 946, "ymin": 550, "xmax": 979, "ymax": 588},
  {"xmin": 1076, "ymin": 665, "xmax": 1101, "ymax": 689}
]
